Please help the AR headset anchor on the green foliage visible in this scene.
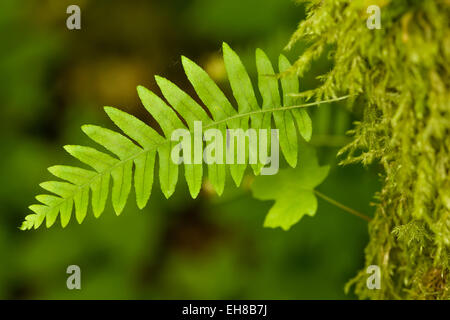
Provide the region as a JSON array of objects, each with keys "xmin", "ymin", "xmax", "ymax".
[
  {"xmin": 21, "ymin": 43, "xmax": 314, "ymax": 230},
  {"xmin": 288, "ymin": 0, "xmax": 450, "ymax": 299},
  {"xmin": 0, "ymin": 0, "xmax": 373, "ymax": 300},
  {"xmin": 251, "ymin": 144, "xmax": 329, "ymax": 231}
]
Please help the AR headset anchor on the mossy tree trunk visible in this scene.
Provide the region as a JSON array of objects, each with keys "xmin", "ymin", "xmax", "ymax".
[{"xmin": 288, "ymin": 0, "xmax": 449, "ymax": 299}]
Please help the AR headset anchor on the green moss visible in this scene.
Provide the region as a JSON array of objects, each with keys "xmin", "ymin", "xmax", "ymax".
[{"xmin": 288, "ymin": 0, "xmax": 449, "ymax": 299}]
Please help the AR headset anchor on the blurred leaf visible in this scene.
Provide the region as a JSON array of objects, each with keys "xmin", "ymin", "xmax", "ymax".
[{"xmin": 251, "ymin": 144, "xmax": 329, "ymax": 230}]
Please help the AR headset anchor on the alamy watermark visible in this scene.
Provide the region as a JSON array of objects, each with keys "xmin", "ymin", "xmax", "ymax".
[
  {"xmin": 66, "ymin": 265, "xmax": 81, "ymax": 290},
  {"xmin": 170, "ymin": 121, "xmax": 280, "ymax": 175},
  {"xmin": 66, "ymin": 5, "xmax": 81, "ymax": 30},
  {"xmin": 366, "ymin": 265, "xmax": 381, "ymax": 289},
  {"xmin": 366, "ymin": 5, "xmax": 381, "ymax": 30}
]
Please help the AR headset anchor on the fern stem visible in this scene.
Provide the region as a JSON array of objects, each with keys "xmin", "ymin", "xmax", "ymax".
[
  {"xmin": 203, "ymin": 95, "xmax": 351, "ymax": 128},
  {"xmin": 314, "ymin": 190, "xmax": 372, "ymax": 222}
]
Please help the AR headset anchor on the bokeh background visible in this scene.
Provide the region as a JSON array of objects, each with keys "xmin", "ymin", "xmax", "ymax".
[{"xmin": 0, "ymin": 0, "xmax": 381, "ymax": 299}]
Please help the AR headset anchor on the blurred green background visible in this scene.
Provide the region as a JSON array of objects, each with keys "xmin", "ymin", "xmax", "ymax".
[{"xmin": 0, "ymin": 0, "xmax": 380, "ymax": 299}]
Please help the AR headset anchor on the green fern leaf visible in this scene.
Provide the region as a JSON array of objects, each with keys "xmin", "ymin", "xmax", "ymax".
[
  {"xmin": 21, "ymin": 43, "xmax": 316, "ymax": 230},
  {"xmin": 279, "ymin": 55, "xmax": 312, "ymax": 142}
]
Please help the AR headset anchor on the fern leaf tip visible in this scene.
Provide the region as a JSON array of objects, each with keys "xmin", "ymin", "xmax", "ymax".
[
  {"xmin": 81, "ymin": 124, "xmax": 94, "ymax": 134},
  {"xmin": 255, "ymin": 48, "xmax": 266, "ymax": 57},
  {"xmin": 222, "ymin": 42, "xmax": 231, "ymax": 51},
  {"xmin": 154, "ymin": 75, "xmax": 171, "ymax": 88},
  {"xmin": 103, "ymin": 106, "xmax": 115, "ymax": 113},
  {"xmin": 63, "ymin": 144, "xmax": 73, "ymax": 152},
  {"xmin": 279, "ymin": 54, "xmax": 289, "ymax": 64},
  {"xmin": 76, "ymin": 217, "xmax": 85, "ymax": 225},
  {"xmin": 189, "ymin": 189, "xmax": 201, "ymax": 200},
  {"xmin": 103, "ymin": 106, "xmax": 123, "ymax": 122},
  {"xmin": 19, "ymin": 220, "xmax": 33, "ymax": 231},
  {"xmin": 181, "ymin": 55, "xmax": 194, "ymax": 67},
  {"xmin": 114, "ymin": 209, "xmax": 123, "ymax": 217},
  {"xmin": 47, "ymin": 165, "xmax": 58, "ymax": 174},
  {"xmin": 136, "ymin": 202, "xmax": 146, "ymax": 210},
  {"xmin": 162, "ymin": 188, "xmax": 175, "ymax": 199},
  {"xmin": 136, "ymin": 85, "xmax": 147, "ymax": 95}
]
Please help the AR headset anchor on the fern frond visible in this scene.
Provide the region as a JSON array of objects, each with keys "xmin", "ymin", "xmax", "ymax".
[{"xmin": 22, "ymin": 43, "xmax": 327, "ymax": 230}]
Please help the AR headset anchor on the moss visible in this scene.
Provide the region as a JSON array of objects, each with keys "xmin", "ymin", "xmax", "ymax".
[{"xmin": 288, "ymin": 0, "xmax": 450, "ymax": 299}]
